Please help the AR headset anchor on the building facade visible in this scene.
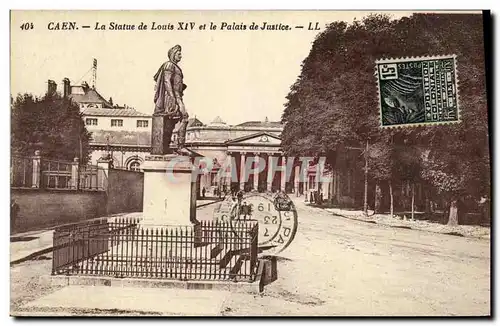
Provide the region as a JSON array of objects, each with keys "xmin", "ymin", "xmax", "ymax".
[{"xmin": 46, "ymin": 77, "xmax": 359, "ymax": 202}]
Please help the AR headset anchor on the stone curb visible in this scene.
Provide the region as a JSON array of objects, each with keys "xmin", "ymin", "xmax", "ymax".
[
  {"xmin": 314, "ymin": 205, "xmax": 489, "ymax": 239},
  {"xmin": 10, "ymin": 245, "xmax": 54, "ymax": 266},
  {"xmin": 10, "ymin": 202, "xmax": 221, "ymax": 265},
  {"xmin": 46, "ymin": 259, "xmax": 274, "ymax": 294},
  {"xmin": 195, "ymin": 198, "xmax": 225, "ymax": 209}
]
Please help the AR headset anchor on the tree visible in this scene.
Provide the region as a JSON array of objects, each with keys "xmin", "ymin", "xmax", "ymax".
[
  {"xmin": 403, "ymin": 14, "xmax": 490, "ymax": 225},
  {"xmin": 281, "ymin": 13, "xmax": 490, "ymax": 225},
  {"xmin": 11, "ymin": 92, "xmax": 92, "ymax": 164}
]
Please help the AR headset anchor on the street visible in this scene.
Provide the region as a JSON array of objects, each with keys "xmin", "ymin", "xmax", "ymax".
[
  {"xmin": 217, "ymin": 201, "xmax": 491, "ymax": 316},
  {"xmin": 10, "ymin": 201, "xmax": 490, "ymax": 316}
]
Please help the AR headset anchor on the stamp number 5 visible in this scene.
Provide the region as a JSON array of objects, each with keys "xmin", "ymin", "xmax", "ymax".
[{"xmin": 379, "ymin": 63, "xmax": 398, "ymax": 80}]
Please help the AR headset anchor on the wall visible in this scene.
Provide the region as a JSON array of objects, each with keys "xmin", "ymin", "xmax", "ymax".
[
  {"xmin": 90, "ymin": 149, "xmax": 147, "ymax": 169},
  {"xmin": 11, "ymin": 188, "xmax": 107, "ymax": 233},
  {"xmin": 106, "ymin": 168, "xmax": 144, "ymax": 215},
  {"xmin": 85, "ymin": 115, "xmax": 152, "ymax": 132}
]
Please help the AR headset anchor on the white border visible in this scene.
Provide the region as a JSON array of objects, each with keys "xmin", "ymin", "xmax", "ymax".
[{"xmin": 2, "ymin": 2, "xmax": 498, "ymax": 325}]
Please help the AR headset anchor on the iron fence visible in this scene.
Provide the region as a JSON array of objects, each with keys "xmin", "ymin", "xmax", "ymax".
[
  {"xmin": 42, "ymin": 159, "xmax": 73, "ymax": 189},
  {"xmin": 79, "ymin": 164, "xmax": 107, "ymax": 191},
  {"xmin": 10, "ymin": 154, "xmax": 107, "ymax": 191},
  {"xmin": 10, "ymin": 155, "xmax": 33, "ymax": 188},
  {"xmin": 52, "ymin": 219, "xmax": 259, "ymax": 282}
]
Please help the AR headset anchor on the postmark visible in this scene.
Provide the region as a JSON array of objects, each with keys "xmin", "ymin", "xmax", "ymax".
[
  {"xmin": 213, "ymin": 192, "xmax": 298, "ymax": 255},
  {"xmin": 376, "ymin": 55, "xmax": 459, "ymax": 127}
]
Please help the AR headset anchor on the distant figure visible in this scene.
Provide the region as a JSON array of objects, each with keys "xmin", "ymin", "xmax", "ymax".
[
  {"xmin": 237, "ymin": 190, "xmax": 243, "ymax": 204},
  {"xmin": 202, "ymin": 187, "xmax": 206, "ymax": 198},
  {"xmin": 10, "ymin": 199, "xmax": 20, "ymax": 232}
]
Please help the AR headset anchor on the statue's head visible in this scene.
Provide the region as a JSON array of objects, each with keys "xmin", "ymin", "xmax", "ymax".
[{"xmin": 168, "ymin": 44, "xmax": 182, "ymax": 63}]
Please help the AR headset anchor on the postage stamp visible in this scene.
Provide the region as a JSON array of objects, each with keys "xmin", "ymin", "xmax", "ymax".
[{"xmin": 376, "ymin": 55, "xmax": 459, "ymax": 127}]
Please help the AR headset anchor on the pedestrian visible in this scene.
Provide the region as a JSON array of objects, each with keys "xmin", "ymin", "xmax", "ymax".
[
  {"xmin": 237, "ymin": 190, "xmax": 243, "ymax": 204},
  {"xmin": 202, "ymin": 187, "xmax": 206, "ymax": 198}
]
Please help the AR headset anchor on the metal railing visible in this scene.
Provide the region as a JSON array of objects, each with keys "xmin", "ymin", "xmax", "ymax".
[
  {"xmin": 42, "ymin": 159, "xmax": 73, "ymax": 189},
  {"xmin": 52, "ymin": 218, "xmax": 259, "ymax": 282},
  {"xmin": 79, "ymin": 164, "xmax": 107, "ymax": 191},
  {"xmin": 10, "ymin": 154, "xmax": 107, "ymax": 191},
  {"xmin": 10, "ymin": 155, "xmax": 33, "ymax": 188}
]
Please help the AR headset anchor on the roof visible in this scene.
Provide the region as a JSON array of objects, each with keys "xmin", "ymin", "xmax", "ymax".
[
  {"xmin": 90, "ymin": 130, "xmax": 151, "ymax": 146},
  {"xmin": 69, "ymin": 88, "xmax": 112, "ymax": 107},
  {"xmin": 210, "ymin": 116, "xmax": 226, "ymax": 125},
  {"xmin": 225, "ymin": 131, "xmax": 281, "ymax": 145},
  {"xmin": 188, "ymin": 117, "xmax": 204, "ymax": 127},
  {"xmin": 82, "ymin": 107, "xmax": 151, "ymax": 117},
  {"xmin": 236, "ymin": 120, "xmax": 283, "ymax": 128}
]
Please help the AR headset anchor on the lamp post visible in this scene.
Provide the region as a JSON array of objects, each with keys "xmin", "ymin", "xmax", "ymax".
[{"xmin": 347, "ymin": 138, "xmax": 370, "ymax": 216}]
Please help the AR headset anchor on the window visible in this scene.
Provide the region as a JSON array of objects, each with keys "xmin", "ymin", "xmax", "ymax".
[
  {"xmin": 129, "ymin": 161, "xmax": 141, "ymax": 171},
  {"xmin": 111, "ymin": 119, "xmax": 123, "ymax": 127},
  {"xmin": 85, "ymin": 118, "xmax": 98, "ymax": 126},
  {"xmin": 137, "ymin": 120, "xmax": 149, "ymax": 128}
]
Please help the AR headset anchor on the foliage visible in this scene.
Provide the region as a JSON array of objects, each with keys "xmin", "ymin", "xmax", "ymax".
[
  {"xmin": 281, "ymin": 13, "xmax": 490, "ymax": 221},
  {"xmin": 11, "ymin": 92, "xmax": 92, "ymax": 164}
]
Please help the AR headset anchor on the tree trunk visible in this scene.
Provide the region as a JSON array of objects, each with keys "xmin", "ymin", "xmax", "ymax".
[
  {"xmin": 363, "ymin": 139, "xmax": 369, "ymax": 216},
  {"xmin": 411, "ymin": 183, "xmax": 415, "ymax": 221},
  {"xmin": 447, "ymin": 199, "xmax": 459, "ymax": 226},
  {"xmin": 389, "ymin": 180, "xmax": 394, "ymax": 218},
  {"xmin": 374, "ymin": 182, "xmax": 382, "ymax": 214}
]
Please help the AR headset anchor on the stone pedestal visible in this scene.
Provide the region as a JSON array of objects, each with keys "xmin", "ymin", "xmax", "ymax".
[
  {"xmin": 141, "ymin": 154, "xmax": 197, "ymax": 226},
  {"xmin": 151, "ymin": 116, "xmax": 178, "ymax": 155}
]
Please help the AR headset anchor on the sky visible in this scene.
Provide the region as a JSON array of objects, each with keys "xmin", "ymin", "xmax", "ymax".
[{"xmin": 10, "ymin": 10, "xmax": 417, "ymax": 125}]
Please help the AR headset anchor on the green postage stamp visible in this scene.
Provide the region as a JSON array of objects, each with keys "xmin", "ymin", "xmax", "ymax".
[{"xmin": 376, "ymin": 55, "xmax": 459, "ymax": 127}]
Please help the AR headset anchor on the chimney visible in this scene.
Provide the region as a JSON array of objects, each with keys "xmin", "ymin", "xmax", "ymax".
[
  {"xmin": 81, "ymin": 81, "xmax": 89, "ymax": 93},
  {"xmin": 63, "ymin": 78, "xmax": 71, "ymax": 98},
  {"xmin": 47, "ymin": 80, "xmax": 57, "ymax": 96}
]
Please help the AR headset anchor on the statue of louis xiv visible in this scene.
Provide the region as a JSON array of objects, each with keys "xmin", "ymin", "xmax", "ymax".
[{"xmin": 152, "ymin": 44, "xmax": 189, "ymax": 155}]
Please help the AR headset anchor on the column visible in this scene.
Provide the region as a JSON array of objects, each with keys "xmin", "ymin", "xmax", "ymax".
[
  {"xmin": 239, "ymin": 152, "xmax": 246, "ymax": 191},
  {"xmin": 280, "ymin": 156, "xmax": 286, "ymax": 192},
  {"xmin": 71, "ymin": 157, "xmax": 79, "ymax": 189},
  {"xmin": 315, "ymin": 165, "xmax": 320, "ymax": 191},
  {"xmin": 294, "ymin": 164, "xmax": 300, "ymax": 196},
  {"xmin": 266, "ymin": 154, "xmax": 273, "ymax": 192},
  {"xmin": 31, "ymin": 150, "xmax": 41, "ymax": 188},
  {"xmin": 226, "ymin": 153, "xmax": 232, "ymax": 189},
  {"xmin": 253, "ymin": 153, "xmax": 260, "ymax": 191},
  {"xmin": 97, "ymin": 157, "xmax": 112, "ymax": 190}
]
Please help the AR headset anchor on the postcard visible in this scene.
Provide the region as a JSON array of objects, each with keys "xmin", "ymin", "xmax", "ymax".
[{"xmin": 10, "ymin": 10, "xmax": 491, "ymax": 317}]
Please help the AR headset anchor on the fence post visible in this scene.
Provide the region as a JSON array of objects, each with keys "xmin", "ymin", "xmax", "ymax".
[
  {"xmin": 71, "ymin": 157, "xmax": 80, "ymax": 190},
  {"xmin": 97, "ymin": 157, "xmax": 112, "ymax": 190},
  {"xmin": 32, "ymin": 150, "xmax": 41, "ymax": 188}
]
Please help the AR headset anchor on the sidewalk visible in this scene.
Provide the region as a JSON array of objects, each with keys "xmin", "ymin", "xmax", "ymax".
[
  {"xmin": 10, "ymin": 230, "xmax": 54, "ymax": 265},
  {"xmin": 20, "ymin": 285, "xmax": 231, "ymax": 316},
  {"xmin": 302, "ymin": 202, "xmax": 490, "ymax": 240},
  {"xmin": 10, "ymin": 201, "xmax": 223, "ymax": 265}
]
